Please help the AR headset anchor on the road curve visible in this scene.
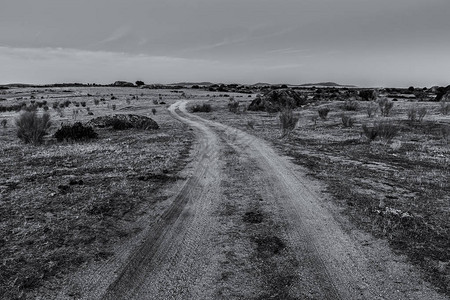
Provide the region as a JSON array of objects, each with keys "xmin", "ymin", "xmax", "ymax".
[{"xmin": 63, "ymin": 100, "xmax": 447, "ymax": 300}]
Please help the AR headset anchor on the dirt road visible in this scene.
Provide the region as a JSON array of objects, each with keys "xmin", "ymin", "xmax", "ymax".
[{"xmin": 63, "ymin": 100, "xmax": 447, "ymax": 299}]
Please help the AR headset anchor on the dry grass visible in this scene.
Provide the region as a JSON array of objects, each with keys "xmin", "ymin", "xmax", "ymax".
[
  {"xmin": 0, "ymin": 87, "xmax": 194, "ymax": 299},
  {"xmin": 198, "ymin": 97, "xmax": 450, "ymax": 296}
]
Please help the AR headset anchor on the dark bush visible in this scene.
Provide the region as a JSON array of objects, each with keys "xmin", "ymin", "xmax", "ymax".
[
  {"xmin": 318, "ymin": 107, "xmax": 330, "ymax": 120},
  {"xmin": 359, "ymin": 89, "xmax": 377, "ymax": 101},
  {"xmin": 191, "ymin": 103, "xmax": 212, "ymax": 112},
  {"xmin": 54, "ymin": 122, "xmax": 98, "ymax": 142},
  {"xmin": 341, "ymin": 115, "xmax": 354, "ymax": 127},
  {"xmin": 343, "ymin": 99, "xmax": 359, "ymax": 111}
]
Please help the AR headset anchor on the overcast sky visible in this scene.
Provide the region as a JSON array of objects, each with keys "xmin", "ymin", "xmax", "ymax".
[{"xmin": 1, "ymin": 0, "xmax": 449, "ymax": 86}]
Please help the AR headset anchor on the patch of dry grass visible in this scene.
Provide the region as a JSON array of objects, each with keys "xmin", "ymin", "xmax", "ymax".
[
  {"xmin": 198, "ymin": 97, "xmax": 450, "ymax": 296},
  {"xmin": 0, "ymin": 87, "xmax": 194, "ymax": 299}
]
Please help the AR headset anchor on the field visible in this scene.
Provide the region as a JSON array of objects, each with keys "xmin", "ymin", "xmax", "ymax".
[
  {"xmin": 0, "ymin": 87, "xmax": 194, "ymax": 299},
  {"xmin": 193, "ymin": 92, "xmax": 450, "ymax": 295},
  {"xmin": 0, "ymin": 85, "xmax": 449, "ymax": 298}
]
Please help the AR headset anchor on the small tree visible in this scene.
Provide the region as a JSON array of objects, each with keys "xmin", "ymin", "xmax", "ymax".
[
  {"xmin": 135, "ymin": 80, "xmax": 145, "ymax": 87},
  {"xmin": 15, "ymin": 111, "xmax": 52, "ymax": 145}
]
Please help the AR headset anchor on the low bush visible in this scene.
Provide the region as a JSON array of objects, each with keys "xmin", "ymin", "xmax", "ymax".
[
  {"xmin": 407, "ymin": 107, "xmax": 417, "ymax": 123},
  {"xmin": 15, "ymin": 111, "xmax": 52, "ymax": 145},
  {"xmin": 343, "ymin": 99, "xmax": 359, "ymax": 111},
  {"xmin": 362, "ymin": 121, "xmax": 398, "ymax": 142},
  {"xmin": 362, "ymin": 124, "xmax": 378, "ymax": 141},
  {"xmin": 191, "ymin": 103, "xmax": 212, "ymax": 113},
  {"xmin": 54, "ymin": 122, "xmax": 98, "ymax": 142},
  {"xmin": 341, "ymin": 115, "xmax": 354, "ymax": 127},
  {"xmin": 408, "ymin": 106, "xmax": 427, "ymax": 123},
  {"xmin": 318, "ymin": 107, "xmax": 330, "ymax": 120},
  {"xmin": 366, "ymin": 102, "xmax": 378, "ymax": 117},
  {"xmin": 417, "ymin": 107, "xmax": 427, "ymax": 122},
  {"xmin": 228, "ymin": 98, "xmax": 240, "ymax": 113},
  {"xmin": 440, "ymin": 100, "xmax": 450, "ymax": 115},
  {"xmin": 0, "ymin": 103, "xmax": 25, "ymax": 112}
]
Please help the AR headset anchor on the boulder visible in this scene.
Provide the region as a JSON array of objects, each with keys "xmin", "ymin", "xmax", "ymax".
[{"xmin": 87, "ymin": 114, "xmax": 159, "ymax": 130}]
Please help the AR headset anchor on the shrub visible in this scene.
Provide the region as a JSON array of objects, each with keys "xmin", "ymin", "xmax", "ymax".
[
  {"xmin": 15, "ymin": 111, "xmax": 51, "ymax": 145},
  {"xmin": 80, "ymin": 101, "xmax": 86, "ymax": 107},
  {"xmin": 440, "ymin": 99, "xmax": 450, "ymax": 115},
  {"xmin": 54, "ymin": 122, "xmax": 98, "ymax": 142},
  {"xmin": 359, "ymin": 89, "xmax": 377, "ymax": 101},
  {"xmin": 247, "ymin": 120, "xmax": 255, "ymax": 129},
  {"xmin": 376, "ymin": 121, "xmax": 398, "ymax": 141},
  {"xmin": 43, "ymin": 105, "xmax": 49, "ymax": 111},
  {"xmin": 153, "ymin": 99, "xmax": 158, "ymax": 105},
  {"xmin": 378, "ymin": 98, "xmax": 393, "ymax": 117},
  {"xmin": 362, "ymin": 124, "xmax": 378, "ymax": 141},
  {"xmin": 152, "ymin": 108, "xmax": 157, "ymax": 115},
  {"xmin": 367, "ymin": 102, "xmax": 378, "ymax": 117},
  {"xmin": 191, "ymin": 103, "xmax": 212, "ymax": 112},
  {"xmin": 112, "ymin": 104, "xmax": 116, "ymax": 110},
  {"xmin": 417, "ymin": 107, "xmax": 427, "ymax": 122},
  {"xmin": 343, "ymin": 99, "xmax": 359, "ymax": 111},
  {"xmin": 52, "ymin": 102, "xmax": 59, "ymax": 109},
  {"xmin": 94, "ymin": 99, "xmax": 100, "ymax": 105},
  {"xmin": 318, "ymin": 107, "xmax": 330, "ymax": 120},
  {"xmin": 341, "ymin": 115, "xmax": 354, "ymax": 127},
  {"xmin": 1, "ymin": 119, "xmax": 7, "ymax": 128},
  {"xmin": 407, "ymin": 107, "xmax": 417, "ymax": 123},
  {"xmin": 279, "ymin": 107, "xmax": 299, "ymax": 137},
  {"xmin": 362, "ymin": 121, "xmax": 398, "ymax": 142},
  {"xmin": 228, "ymin": 98, "xmax": 240, "ymax": 113}
]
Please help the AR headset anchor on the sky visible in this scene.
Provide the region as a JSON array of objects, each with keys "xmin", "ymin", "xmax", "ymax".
[{"xmin": 1, "ymin": 0, "xmax": 449, "ymax": 87}]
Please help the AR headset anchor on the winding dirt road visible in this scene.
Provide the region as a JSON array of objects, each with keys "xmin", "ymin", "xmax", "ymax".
[{"xmin": 59, "ymin": 100, "xmax": 447, "ymax": 299}]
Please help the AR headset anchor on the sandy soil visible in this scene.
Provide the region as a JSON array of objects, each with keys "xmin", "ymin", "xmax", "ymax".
[{"xmin": 61, "ymin": 100, "xmax": 448, "ymax": 300}]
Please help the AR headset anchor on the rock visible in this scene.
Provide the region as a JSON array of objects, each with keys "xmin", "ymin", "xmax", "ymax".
[
  {"xmin": 247, "ymin": 89, "xmax": 308, "ymax": 112},
  {"xmin": 87, "ymin": 114, "xmax": 159, "ymax": 130}
]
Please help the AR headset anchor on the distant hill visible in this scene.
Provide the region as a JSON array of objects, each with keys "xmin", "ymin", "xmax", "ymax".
[
  {"xmin": 298, "ymin": 82, "xmax": 357, "ymax": 87},
  {"xmin": 171, "ymin": 82, "xmax": 215, "ymax": 86}
]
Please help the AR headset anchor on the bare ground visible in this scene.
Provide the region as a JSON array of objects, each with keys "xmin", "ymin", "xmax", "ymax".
[{"xmin": 69, "ymin": 100, "xmax": 447, "ymax": 299}]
